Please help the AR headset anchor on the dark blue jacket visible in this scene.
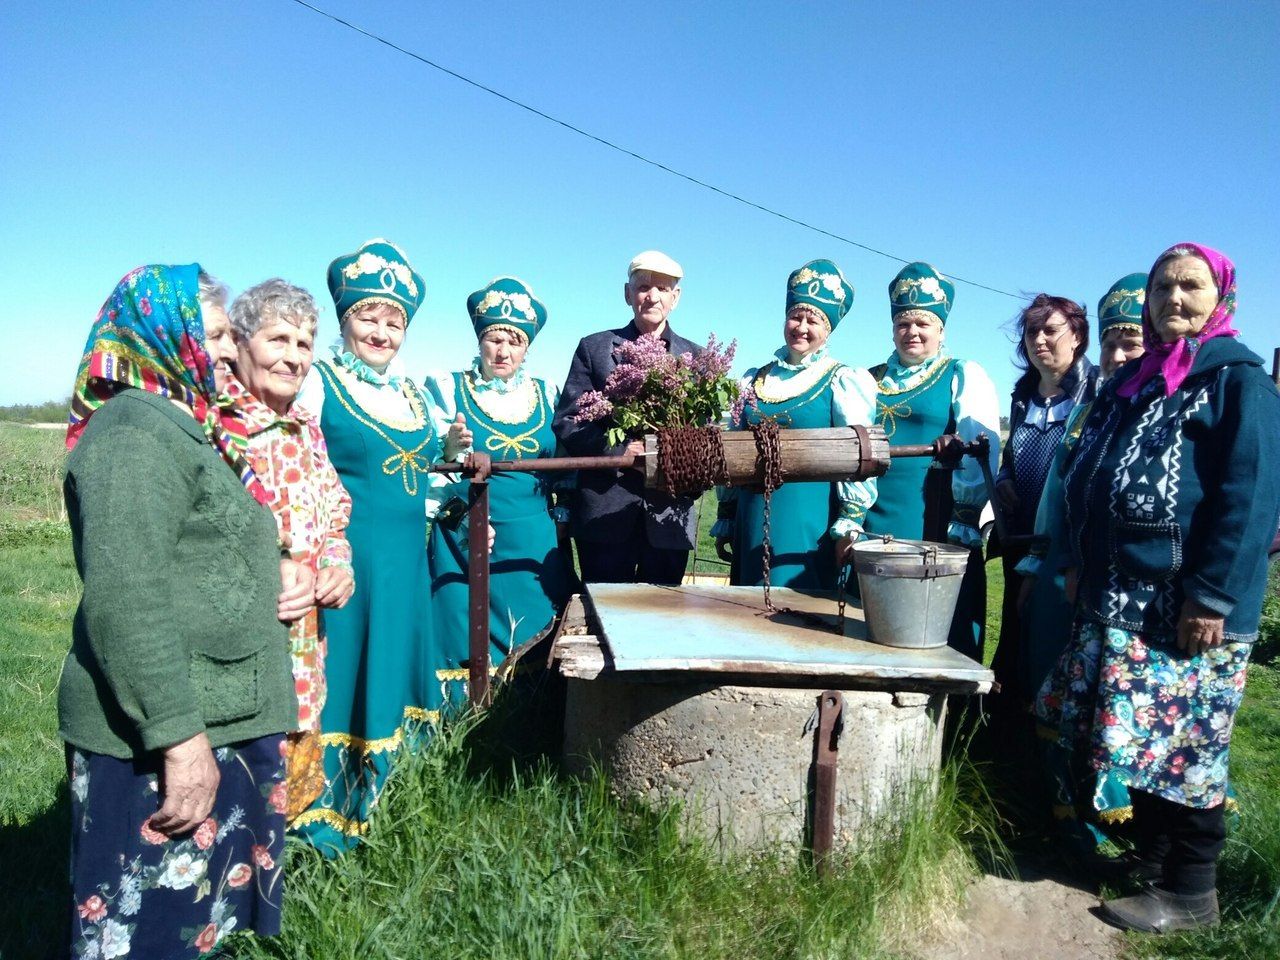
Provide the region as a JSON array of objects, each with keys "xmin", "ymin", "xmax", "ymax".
[
  {"xmin": 1063, "ymin": 338, "xmax": 1280, "ymax": 639},
  {"xmin": 552, "ymin": 320, "xmax": 702, "ymax": 549}
]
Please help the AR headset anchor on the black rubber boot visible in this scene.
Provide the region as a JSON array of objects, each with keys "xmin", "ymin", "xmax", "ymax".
[
  {"xmin": 1093, "ymin": 849, "xmax": 1164, "ymax": 887},
  {"xmin": 1125, "ymin": 789, "xmax": 1172, "ymax": 887},
  {"xmin": 1099, "ymin": 886, "xmax": 1219, "ymax": 933}
]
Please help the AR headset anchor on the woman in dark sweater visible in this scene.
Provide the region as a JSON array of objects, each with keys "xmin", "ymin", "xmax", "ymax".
[
  {"xmin": 990, "ymin": 295, "xmax": 1099, "ymax": 709},
  {"xmin": 1035, "ymin": 243, "xmax": 1280, "ymax": 933},
  {"xmin": 59, "ymin": 265, "xmax": 312, "ymax": 959}
]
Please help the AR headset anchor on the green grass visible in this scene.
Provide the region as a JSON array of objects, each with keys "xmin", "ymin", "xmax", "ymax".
[
  {"xmin": 0, "ymin": 424, "xmax": 77, "ymax": 958},
  {"xmin": 228, "ymin": 707, "xmax": 994, "ymax": 960},
  {"xmin": 688, "ymin": 490, "xmax": 730, "ymax": 575},
  {"xmin": 0, "ymin": 423, "xmax": 67, "ymax": 526},
  {"xmin": 2, "ymin": 427, "xmax": 1278, "ymax": 959}
]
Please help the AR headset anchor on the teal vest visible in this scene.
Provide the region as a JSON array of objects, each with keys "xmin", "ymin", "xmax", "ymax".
[
  {"xmin": 428, "ymin": 373, "xmax": 570, "ymax": 660},
  {"xmin": 732, "ymin": 361, "xmax": 844, "ymax": 589},
  {"xmin": 865, "ymin": 358, "xmax": 957, "ymax": 540}
]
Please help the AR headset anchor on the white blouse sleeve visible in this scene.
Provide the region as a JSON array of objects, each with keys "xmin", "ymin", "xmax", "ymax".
[
  {"xmin": 829, "ymin": 365, "xmax": 879, "ymax": 540},
  {"xmin": 420, "ymin": 371, "xmax": 465, "ymax": 520},
  {"xmin": 295, "ymin": 365, "xmax": 327, "ymax": 420},
  {"xmin": 542, "ymin": 380, "xmax": 574, "ymax": 522},
  {"xmin": 947, "ymin": 359, "xmax": 1002, "ymax": 547}
]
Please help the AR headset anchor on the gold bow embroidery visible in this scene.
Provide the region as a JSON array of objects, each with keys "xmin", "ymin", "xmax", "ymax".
[
  {"xmin": 484, "ymin": 432, "xmax": 541, "ymax": 458},
  {"xmin": 380, "ymin": 444, "xmax": 435, "ymax": 496}
]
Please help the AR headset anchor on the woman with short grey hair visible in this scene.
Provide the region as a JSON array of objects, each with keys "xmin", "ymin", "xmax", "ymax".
[{"xmin": 227, "ymin": 278, "xmax": 355, "ymax": 823}]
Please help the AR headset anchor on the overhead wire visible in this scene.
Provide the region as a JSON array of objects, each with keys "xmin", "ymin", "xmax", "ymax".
[{"xmin": 286, "ymin": 0, "xmax": 1027, "ymax": 301}]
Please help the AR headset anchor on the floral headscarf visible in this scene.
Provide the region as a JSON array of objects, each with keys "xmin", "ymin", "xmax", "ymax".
[
  {"xmin": 67, "ymin": 264, "xmax": 269, "ymax": 505},
  {"xmin": 1117, "ymin": 243, "xmax": 1239, "ymax": 399}
]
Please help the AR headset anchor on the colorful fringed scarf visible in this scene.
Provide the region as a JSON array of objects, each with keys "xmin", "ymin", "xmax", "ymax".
[
  {"xmin": 1118, "ymin": 242, "xmax": 1239, "ymax": 399},
  {"xmin": 67, "ymin": 264, "xmax": 269, "ymax": 505}
]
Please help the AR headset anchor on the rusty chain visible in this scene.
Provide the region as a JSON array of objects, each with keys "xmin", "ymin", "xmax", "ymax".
[
  {"xmin": 656, "ymin": 419, "xmax": 849, "ymax": 632},
  {"xmin": 749, "ymin": 418, "xmax": 784, "ymax": 613},
  {"xmin": 656, "ymin": 425, "xmax": 729, "ymax": 498}
]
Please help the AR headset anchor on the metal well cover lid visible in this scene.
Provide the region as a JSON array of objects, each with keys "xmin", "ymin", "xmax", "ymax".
[{"xmin": 582, "ymin": 583, "xmax": 991, "ymax": 689}]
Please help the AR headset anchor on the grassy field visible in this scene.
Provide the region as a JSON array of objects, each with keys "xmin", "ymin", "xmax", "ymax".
[{"xmin": 1, "ymin": 419, "xmax": 1278, "ymax": 959}]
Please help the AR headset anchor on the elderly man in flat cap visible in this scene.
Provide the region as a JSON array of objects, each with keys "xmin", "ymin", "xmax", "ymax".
[{"xmin": 553, "ymin": 250, "xmax": 702, "ymax": 585}]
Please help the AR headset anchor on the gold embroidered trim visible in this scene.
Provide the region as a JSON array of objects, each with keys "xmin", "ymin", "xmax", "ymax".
[
  {"xmin": 875, "ymin": 356, "xmax": 954, "ymax": 397},
  {"xmin": 1100, "ymin": 286, "xmax": 1144, "ymax": 312},
  {"xmin": 1097, "ymin": 805, "xmax": 1134, "ymax": 826},
  {"xmin": 460, "ymin": 375, "xmax": 548, "ymax": 457},
  {"xmin": 435, "ymin": 665, "xmax": 503, "ymax": 682},
  {"xmin": 289, "ymin": 806, "xmax": 371, "ymax": 836},
  {"xmin": 341, "ymin": 251, "xmax": 420, "ymax": 298},
  {"xmin": 751, "ymin": 357, "xmax": 841, "ymax": 404},
  {"xmin": 477, "ymin": 323, "xmax": 530, "ymax": 345},
  {"xmin": 473, "ymin": 289, "xmax": 538, "ymax": 323},
  {"xmin": 790, "ymin": 266, "xmax": 848, "ymax": 306},
  {"xmin": 318, "ymin": 362, "xmax": 435, "ymax": 496},
  {"xmin": 463, "ymin": 370, "xmax": 540, "ymax": 424},
  {"xmin": 891, "ymin": 274, "xmax": 951, "ymax": 310},
  {"xmin": 339, "ymin": 296, "xmax": 410, "ymax": 326},
  {"xmin": 321, "ymin": 360, "xmax": 427, "ymax": 432},
  {"xmin": 874, "ymin": 358, "xmax": 955, "ymax": 439},
  {"xmin": 317, "ymin": 707, "xmax": 441, "ymax": 754}
]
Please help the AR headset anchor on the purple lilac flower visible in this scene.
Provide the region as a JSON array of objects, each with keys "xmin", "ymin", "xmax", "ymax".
[
  {"xmin": 613, "ymin": 333, "xmax": 669, "ymax": 370},
  {"xmin": 573, "ymin": 389, "xmax": 614, "ymax": 423},
  {"xmin": 603, "ymin": 360, "xmax": 649, "ymax": 401},
  {"xmin": 655, "ymin": 354, "xmax": 684, "ymax": 393},
  {"xmin": 690, "ymin": 333, "xmax": 735, "ymax": 381},
  {"xmin": 729, "ymin": 382, "xmax": 757, "ymax": 424}
]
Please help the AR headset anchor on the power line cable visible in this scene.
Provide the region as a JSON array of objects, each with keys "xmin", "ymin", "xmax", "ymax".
[{"xmin": 286, "ymin": 0, "xmax": 1027, "ymax": 301}]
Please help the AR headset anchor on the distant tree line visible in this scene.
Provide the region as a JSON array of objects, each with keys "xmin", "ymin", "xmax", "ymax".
[{"xmin": 0, "ymin": 398, "xmax": 70, "ymax": 424}]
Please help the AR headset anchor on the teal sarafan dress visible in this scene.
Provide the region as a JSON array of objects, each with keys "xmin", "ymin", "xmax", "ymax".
[
  {"xmin": 425, "ymin": 367, "xmax": 572, "ymax": 665},
  {"xmin": 292, "ymin": 357, "xmax": 457, "ymax": 854},
  {"xmin": 863, "ymin": 353, "xmax": 1001, "ymax": 660},
  {"xmin": 715, "ymin": 349, "xmax": 878, "ymax": 590}
]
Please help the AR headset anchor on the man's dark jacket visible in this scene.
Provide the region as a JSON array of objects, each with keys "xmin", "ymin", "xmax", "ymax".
[{"xmin": 553, "ymin": 320, "xmax": 701, "ymax": 549}]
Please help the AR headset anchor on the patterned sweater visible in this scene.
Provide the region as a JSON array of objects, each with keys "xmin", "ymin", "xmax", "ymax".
[{"xmin": 1063, "ymin": 338, "xmax": 1280, "ymax": 639}]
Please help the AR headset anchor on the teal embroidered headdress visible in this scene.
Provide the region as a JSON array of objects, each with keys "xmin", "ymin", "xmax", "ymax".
[
  {"xmin": 889, "ymin": 262, "xmax": 954, "ymax": 325},
  {"xmin": 786, "ymin": 259, "xmax": 854, "ymax": 330},
  {"xmin": 1097, "ymin": 273, "xmax": 1147, "ymax": 337},
  {"xmin": 467, "ymin": 276, "xmax": 547, "ymax": 344},
  {"xmin": 327, "ymin": 238, "xmax": 426, "ymax": 326}
]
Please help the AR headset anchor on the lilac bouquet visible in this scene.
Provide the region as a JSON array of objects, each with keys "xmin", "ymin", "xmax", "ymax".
[{"xmin": 574, "ymin": 333, "xmax": 750, "ymax": 446}]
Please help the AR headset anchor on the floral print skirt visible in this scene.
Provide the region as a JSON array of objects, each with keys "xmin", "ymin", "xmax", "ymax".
[
  {"xmin": 68, "ymin": 735, "xmax": 286, "ymax": 960},
  {"xmin": 1034, "ymin": 618, "xmax": 1250, "ymax": 815}
]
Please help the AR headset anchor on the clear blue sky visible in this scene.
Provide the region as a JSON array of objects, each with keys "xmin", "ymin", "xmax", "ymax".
[{"xmin": 2, "ymin": 1, "xmax": 1278, "ymax": 407}]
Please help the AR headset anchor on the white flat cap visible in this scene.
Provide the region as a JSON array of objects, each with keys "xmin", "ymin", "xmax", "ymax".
[{"xmin": 628, "ymin": 250, "xmax": 683, "ymax": 280}]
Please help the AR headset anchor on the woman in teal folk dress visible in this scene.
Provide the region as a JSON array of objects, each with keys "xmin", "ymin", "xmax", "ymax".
[
  {"xmin": 292, "ymin": 239, "xmax": 467, "ymax": 855},
  {"xmin": 862, "ymin": 262, "xmax": 1001, "ymax": 661},
  {"xmin": 425, "ymin": 277, "xmax": 572, "ymax": 669},
  {"xmin": 713, "ymin": 259, "xmax": 877, "ymax": 589}
]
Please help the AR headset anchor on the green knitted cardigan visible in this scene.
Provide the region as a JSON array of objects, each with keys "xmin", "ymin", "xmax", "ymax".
[{"xmin": 58, "ymin": 388, "xmax": 296, "ymax": 758}]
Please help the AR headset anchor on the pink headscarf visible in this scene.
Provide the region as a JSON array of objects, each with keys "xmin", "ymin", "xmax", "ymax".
[{"xmin": 1117, "ymin": 242, "xmax": 1239, "ymax": 398}]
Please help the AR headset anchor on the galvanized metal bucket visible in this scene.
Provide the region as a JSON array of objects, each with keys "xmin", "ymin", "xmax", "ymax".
[{"xmin": 852, "ymin": 539, "xmax": 969, "ymax": 649}]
